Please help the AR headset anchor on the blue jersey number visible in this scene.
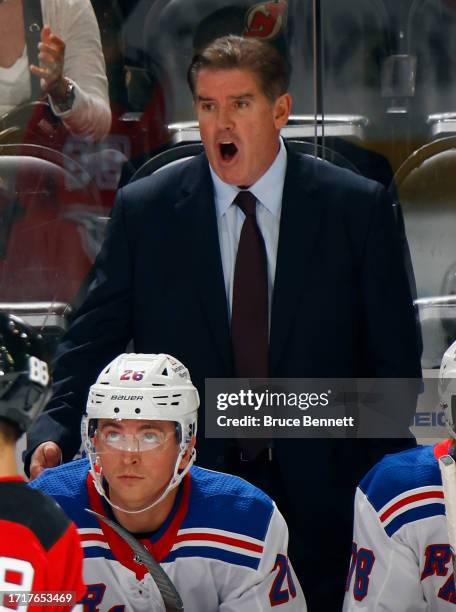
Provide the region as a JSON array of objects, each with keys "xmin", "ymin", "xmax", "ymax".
[
  {"xmin": 269, "ymin": 554, "xmax": 297, "ymax": 607},
  {"xmin": 346, "ymin": 541, "xmax": 375, "ymax": 602}
]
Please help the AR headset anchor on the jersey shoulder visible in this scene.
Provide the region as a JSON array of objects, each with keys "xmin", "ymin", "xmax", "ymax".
[
  {"xmin": 167, "ymin": 467, "xmax": 276, "ymax": 571},
  {"xmin": 0, "ymin": 480, "xmax": 72, "ymax": 551},
  {"xmin": 28, "ymin": 458, "xmax": 91, "ymax": 525},
  {"xmin": 187, "ymin": 466, "xmax": 274, "ymax": 537},
  {"xmin": 359, "ymin": 444, "xmax": 445, "ymax": 537}
]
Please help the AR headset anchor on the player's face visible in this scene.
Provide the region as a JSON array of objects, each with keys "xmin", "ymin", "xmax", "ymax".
[
  {"xmin": 195, "ymin": 68, "xmax": 291, "ymax": 187},
  {"xmin": 95, "ymin": 419, "xmax": 186, "ymax": 511}
]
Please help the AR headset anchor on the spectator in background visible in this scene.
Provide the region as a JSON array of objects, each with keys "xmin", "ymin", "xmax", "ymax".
[
  {"xmin": 0, "ymin": 0, "xmax": 111, "ymax": 142},
  {"xmin": 0, "ymin": 313, "xmax": 86, "ymax": 609}
]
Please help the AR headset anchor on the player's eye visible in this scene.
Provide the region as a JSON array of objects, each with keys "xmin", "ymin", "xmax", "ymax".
[
  {"xmin": 104, "ymin": 430, "xmax": 121, "ymax": 443},
  {"xmin": 141, "ymin": 431, "xmax": 163, "ymax": 445},
  {"xmin": 235, "ymin": 100, "xmax": 249, "ymax": 109}
]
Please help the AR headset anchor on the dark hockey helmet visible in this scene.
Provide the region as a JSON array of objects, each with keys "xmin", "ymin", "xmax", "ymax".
[{"xmin": 0, "ymin": 313, "xmax": 51, "ymax": 433}]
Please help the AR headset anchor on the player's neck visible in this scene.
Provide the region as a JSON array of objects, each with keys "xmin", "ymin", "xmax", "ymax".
[
  {"xmin": 0, "ymin": 443, "xmax": 19, "ymax": 477},
  {"xmin": 111, "ymin": 488, "xmax": 178, "ymax": 534}
]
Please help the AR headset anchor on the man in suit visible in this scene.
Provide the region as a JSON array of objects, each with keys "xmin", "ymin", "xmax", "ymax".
[{"xmin": 25, "ymin": 36, "xmax": 421, "ymax": 610}]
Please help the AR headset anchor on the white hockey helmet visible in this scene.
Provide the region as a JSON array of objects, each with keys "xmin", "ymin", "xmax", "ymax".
[
  {"xmin": 439, "ymin": 340, "xmax": 456, "ymax": 437},
  {"xmin": 82, "ymin": 353, "xmax": 199, "ymax": 513}
]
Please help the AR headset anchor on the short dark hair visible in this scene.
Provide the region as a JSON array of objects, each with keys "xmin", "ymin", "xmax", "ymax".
[
  {"xmin": 187, "ymin": 35, "xmax": 290, "ymax": 103},
  {"xmin": 0, "ymin": 417, "xmax": 22, "ymax": 443}
]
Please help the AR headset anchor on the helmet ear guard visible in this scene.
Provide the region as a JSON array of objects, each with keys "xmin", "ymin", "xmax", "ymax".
[
  {"xmin": 82, "ymin": 353, "xmax": 199, "ymax": 514},
  {"xmin": 440, "ymin": 341, "xmax": 456, "ymax": 438}
]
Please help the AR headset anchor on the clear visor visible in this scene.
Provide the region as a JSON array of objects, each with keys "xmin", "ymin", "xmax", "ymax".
[{"xmin": 93, "ymin": 426, "xmax": 176, "ymax": 453}]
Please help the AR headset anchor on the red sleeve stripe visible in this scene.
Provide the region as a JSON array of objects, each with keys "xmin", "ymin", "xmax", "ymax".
[
  {"xmin": 174, "ymin": 532, "xmax": 263, "ymax": 553},
  {"xmin": 79, "ymin": 533, "xmax": 108, "ymax": 543},
  {"xmin": 380, "ymin": 490, "xmax": 444, "ymax": 523}
]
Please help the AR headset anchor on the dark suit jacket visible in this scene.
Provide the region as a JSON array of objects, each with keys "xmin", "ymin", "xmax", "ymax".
[{"xmin": 26, "ymin": 148, "xmax": 421, "ymax": 608}]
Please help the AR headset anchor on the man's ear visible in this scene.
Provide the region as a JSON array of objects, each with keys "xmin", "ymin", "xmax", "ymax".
[
  {"xmin": 273, "ymin": 93, "xmax": 292, "ymax": 129},
  {"xmin": 179, "ymin": 436, "xmax": 196, "ymax": 470}
]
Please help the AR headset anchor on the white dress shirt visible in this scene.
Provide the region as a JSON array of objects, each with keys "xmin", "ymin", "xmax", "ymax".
[{"xmin": 210, "ymin": 138, "xmax": 287, "ymax": 321}]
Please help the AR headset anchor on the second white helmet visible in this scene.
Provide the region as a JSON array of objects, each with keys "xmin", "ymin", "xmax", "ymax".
[{"xmin": 440, "ymin": 340, "xmax": 456, "ymax": 437}]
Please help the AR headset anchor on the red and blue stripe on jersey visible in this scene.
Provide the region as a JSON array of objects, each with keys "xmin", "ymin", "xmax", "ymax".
[
  {"xmin": 359, "ymin": 442, "xmax": 451, "ymax": 537},
  {"xmin": 29, "ymin": 459, "xmax": 273, "ymax": 575}
]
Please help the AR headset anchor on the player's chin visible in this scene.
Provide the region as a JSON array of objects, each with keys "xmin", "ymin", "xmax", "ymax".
[
  {"xmin": 119, "ymin": 498, "xmax": 149, "ymax": 512},
  {"xmin": 116, "ymin": 485, "xmax": 150, "ymax": 501}
]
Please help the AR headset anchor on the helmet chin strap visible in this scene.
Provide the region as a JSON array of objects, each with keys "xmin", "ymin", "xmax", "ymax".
[{"xmin": 91, "ymin": 447, "xmax": 196, "ymax": 515}]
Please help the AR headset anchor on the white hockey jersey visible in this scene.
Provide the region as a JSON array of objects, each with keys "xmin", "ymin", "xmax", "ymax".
[
  {"xmin": 30, "ymin": 459, "xmax": 306, "ymax": 612},
  {"xmin": 344, "ymin": 440, "xmax": 456, "ymax": 611}
]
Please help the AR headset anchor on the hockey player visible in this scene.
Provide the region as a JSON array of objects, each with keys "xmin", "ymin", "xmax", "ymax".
[
  {"xmin": 30, "ymin": 352, "xmax": 306, "ymax": 611},
  {"xmin": 344, "ymin": 339, "xmax": 456, "ymax": 611},
  {"xmin": 0, "ymin": 313, "xmax": 86, "ymax": 610}
]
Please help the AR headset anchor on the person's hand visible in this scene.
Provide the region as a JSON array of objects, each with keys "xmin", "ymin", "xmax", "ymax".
[
  {"xmin": 29, "ymin": 442, "xmax": 62, "ymax": 480},
  {"xmin": 29, "ymin": 25, "xmax": 66, "ymax": 98}
]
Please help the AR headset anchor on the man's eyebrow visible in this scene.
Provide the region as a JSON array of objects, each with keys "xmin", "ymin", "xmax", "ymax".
[
  {"xmin": 137, "ymin": 423, "xmax": 165, "ymax": 431},
  {"xmin": 230, "ymin": 93, "xmax": 254, "ymax": 100},
  {"xmin": 100, "ymin": 421, "xmax": 121, "ymax": 430},
  {"xmin": 196, "ymin": 95, "xmax": 213, "ymax": 103},
  {"xmin": 99, "ymin": 422, "xmax": 164, "ymax": 430},
  {"xmin": 196, "ymin": 93, "xmax": 255, "ymax": 102}
]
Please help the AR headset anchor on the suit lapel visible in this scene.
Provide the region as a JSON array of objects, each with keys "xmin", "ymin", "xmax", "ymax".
[
  {"xmin": 174, "ymin": 154, "xmax": 232, "ymax": 372},
  {"xmin": 270, "ymin": 150, "xmax": 323, "ymax": 372}
]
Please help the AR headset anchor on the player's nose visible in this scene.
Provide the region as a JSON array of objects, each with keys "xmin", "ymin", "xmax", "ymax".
[{"xmin": 119, "ymin": 448, "xmax": 140, "ymax": 464}]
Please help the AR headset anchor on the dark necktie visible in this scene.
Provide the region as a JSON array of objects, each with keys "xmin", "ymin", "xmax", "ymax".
[{"xmin": 231, "ymin": 191, "xmax": 269, "ymax": 378}]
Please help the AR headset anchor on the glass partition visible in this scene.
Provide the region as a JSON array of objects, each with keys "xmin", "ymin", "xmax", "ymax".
[
  {"xmin": 1, "ymin": 0, "xmax": 456, "ymax": 369},
  {"xmin": 0, "ymin": 144, "xmax": 105, "ymax": 351}
]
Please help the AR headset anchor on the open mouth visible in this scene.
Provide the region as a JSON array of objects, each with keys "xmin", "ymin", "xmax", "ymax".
[{"xmin": 219, "ymin": 142, "xmax": 238, "ymax": 162}]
